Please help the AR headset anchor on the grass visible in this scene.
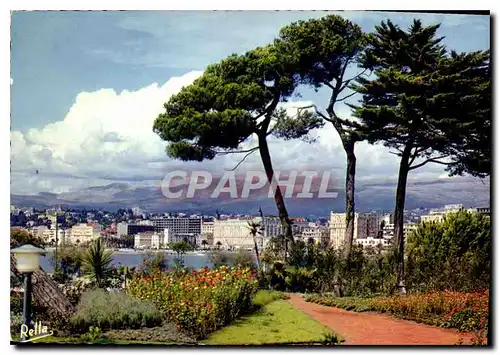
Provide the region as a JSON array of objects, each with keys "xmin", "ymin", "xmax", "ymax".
[
  {"xmin": 203, "ymin": 300, "xmax": 342, "ymax": 345},
  {"xmin": 252, "ymin": 290, "xmax": 289, "ymax": 308},
  {"xmin": 305, "ymin": 294, "xmax": 376, "ymax": 312}
]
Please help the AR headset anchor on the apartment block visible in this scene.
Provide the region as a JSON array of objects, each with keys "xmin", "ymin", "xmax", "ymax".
[
  {"xmin": 68, "ymin": 223, "xmax": 102, "ymax": 244},
  {"xmin": 329, "ymin": 212, "xmax": 381, "ymax": 249}
]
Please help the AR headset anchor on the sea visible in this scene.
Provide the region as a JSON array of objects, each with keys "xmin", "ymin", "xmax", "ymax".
[{"xmin": 39, "ymin": 250, "xmax": 250, "ymax": 273}]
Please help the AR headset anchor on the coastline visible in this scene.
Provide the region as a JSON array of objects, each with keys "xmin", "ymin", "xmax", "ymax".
[{"xmin": 43, "ymin": 247, "xmax": 220, "ymax": 255}]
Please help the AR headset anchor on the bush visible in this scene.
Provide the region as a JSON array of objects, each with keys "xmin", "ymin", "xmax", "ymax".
[
  {"xmin": 127, "ymin": 265, "xmax": 258, "ymax": 339},
  {"xmin": 406, "ymin": 211, "xmax": 491, "ymax": 292},
  {"xmin": 234, "ymin": 250, "xmax": 255, "ymax": 268},
  {"xmin": 59, "ymin": 278, "xmax": 94, "ymax": 305},
  {"xmin": 261, "ymin": 211, "xmax": 490, "ymax": 296},
  {"xmin": 81, "ymin": 238, "xmax": 114, "ymax": 287},
  {"xmin": 208, "ymin": 251, "xmax": 234, "ymax": 268},
  {"xmin": 70, "ymin": 289, "xmax": 162, "ymax": 333},
  {"xmin": 252, "ymin": 290, "xmax": 289, "ymax": 308}
]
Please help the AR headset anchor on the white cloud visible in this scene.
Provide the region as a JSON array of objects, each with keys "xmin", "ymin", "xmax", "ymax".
[{"xmin": 11, "ymin": 71, "xmax": 454, "ymax": 195}]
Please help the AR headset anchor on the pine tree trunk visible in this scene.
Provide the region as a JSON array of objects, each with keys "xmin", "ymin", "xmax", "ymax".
[
  {"xmin": 257, "ymin": 132, "xmax": 294, "ymax": 259},
  {"xmin": 344, "ymin": 142, "xmax": 356, "ymax": 258},
  {"xmin": 11, "ymin": 255, "xmax": 75, "ymax": 321},
  {"xmin": 394, "ymin": 144, "xmax": 412, "ymax": 295}
]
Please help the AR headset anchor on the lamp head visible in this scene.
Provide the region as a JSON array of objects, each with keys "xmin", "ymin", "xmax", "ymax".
[{"xmin": 11, "ymin": 244, "xmax": 46, "ymax": 273}]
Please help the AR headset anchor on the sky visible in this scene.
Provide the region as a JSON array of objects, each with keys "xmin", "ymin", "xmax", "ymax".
[{"xmin": 10, "ymin": 11, "xmax": 491, "ymax": 195}]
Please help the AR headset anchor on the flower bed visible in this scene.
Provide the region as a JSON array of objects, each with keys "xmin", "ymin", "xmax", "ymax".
[
  {"xmin": 306, "ymin": 289, "xmax": 489, "ymax": 333},
  {"xmin": 127, "ymin": 265, "xmax": 258, "ymax": 339}
]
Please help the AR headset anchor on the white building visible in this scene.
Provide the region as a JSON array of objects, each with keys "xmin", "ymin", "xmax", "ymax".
[
  {"xmin": 421, "ymin": 204, "xmax": 465, "ymax": 223},
  {"xmin": 68, "ymin": 223, "xmax": 102, "ymax": 244},
  {"xmin": 41, "ymin": 228, "xmax": 68, "ymax": 245},
  {"xmin": 299, "ymin": 225, "xmax": 330, "ymax": 246},
  {"xmin": 31, "ymin": 225, "xmax": 48, "ymax": 239},
  {"xmin": 329, "ymin": 212, "xmax": 381, "ymax": 250},
  {"xmin": 467, "ymin": 207, "xmax": 491, "ymax": 215},
  {"xmin": 213, "ymin": 217, "xmax": 263, "ymax": 249},
  {"xmin": 355, "ymin": 236, "xmax": 392, "ymax": 248},
  {"xmin": 116, "ymin": 222, "xmax": 128, "ymax": 237},
  {"xmin": 201, "ymin": 221, "xmax": 214, "ymax": 235},
  {"xmin": 382, "ymin": 223, "xmax": 418, "ymax": 241}
]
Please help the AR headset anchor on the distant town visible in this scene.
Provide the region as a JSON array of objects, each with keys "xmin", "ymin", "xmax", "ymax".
[{"xmin": 10, "ymin": 204, "xmax": 490, "ymax": 252}]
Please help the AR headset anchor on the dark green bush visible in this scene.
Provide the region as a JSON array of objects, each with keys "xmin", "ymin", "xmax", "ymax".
[
  {"xmin": 70, "ymin": 289, "xmax": 162, "ymax": 333},
  {"xmin": 406, "ymin": 211, "xmax": 491, "ymax": 292}
]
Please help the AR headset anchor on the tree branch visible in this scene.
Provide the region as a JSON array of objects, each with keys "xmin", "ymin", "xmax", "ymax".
[
  {"xmin": 337, "ymin": 91, "xmax": 357, "ymax": 102},
  {"xmin": 340, "ymin": 68, "xmax": 369, "ymax": 92},
  {"xmin": 409, "ymin": 155, "xmax": 453, "ymax": 170},
  {"xmin": 226, "ymin": 148, "xmax": 259, "ymax": 171},
  {"xmin": 215, "ymin": 146, "xmax": 259, "ymax": 155},
  {"xmin": 295, "ymin": 104, "xmax": 332, "ymax": 123}
]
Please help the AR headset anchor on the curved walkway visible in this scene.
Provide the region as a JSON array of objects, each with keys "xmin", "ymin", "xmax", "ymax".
[{"xmin": 287, "ymin": 294, "xmax": 475, "ymax": 345}]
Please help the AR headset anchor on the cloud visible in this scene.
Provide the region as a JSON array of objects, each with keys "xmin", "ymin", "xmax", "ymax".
[{"xmin": 11, "ymin": 71, "xmax": 458, "ymax": 195}]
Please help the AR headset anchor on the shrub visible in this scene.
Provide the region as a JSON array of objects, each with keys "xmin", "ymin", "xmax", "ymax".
[
  {"xmin": 252, "ymin": 290, "xmax": 289, "ymax": 308},
  {"xmin": 81, "ymin": 326, "xmax": 107, "ymax": 343},
  {"xmin": 127, "ymin": 265, "xmax": 258, "ymax": 339},
  {"xmin": 59, "ymin": 278, "xmax": 94, "ymax": 305},
  {"xmin": 208, "ymin": 251, "xmax": 234, "ymax": 268},
  {"xmin": 406, "ymin": 211, "xmax": 491, "ymax": 292},
  {"xmin": 70, "ymin": 289, "xmax": 162, "ymax": 333},
  {"xmin": 234, "ymin": 250, "xmax": 255, "ymax": 268},
  {"xmin": 81, "ymin": 238, "xmax": 114, "ymax": 287}
]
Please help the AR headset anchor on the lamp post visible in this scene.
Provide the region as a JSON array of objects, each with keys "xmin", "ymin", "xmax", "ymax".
[{"xmin": 11, "ymin": 244, "xmax": 46, "ymax": 341}]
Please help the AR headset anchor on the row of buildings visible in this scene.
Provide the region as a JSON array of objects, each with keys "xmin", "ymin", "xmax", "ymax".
[
  {"xmin": 27, "ymin": 204, "xmax": 490, "ymax": 251},
  {"xmin": 30, "ymin": 222, "xmax": 102, "ymax": 245}
]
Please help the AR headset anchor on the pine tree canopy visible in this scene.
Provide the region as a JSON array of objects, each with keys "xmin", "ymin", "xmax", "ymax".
[
  {"xmin": 153, "ymin": 45, "xmax": 323, "ymax": 162},
  {"xmin": 274, "ymin": 15, "xmax": 367, "ymax": 140},
  {"xmin": 350, "ymin": 19, "xmax": 490, "ymax": 177}
]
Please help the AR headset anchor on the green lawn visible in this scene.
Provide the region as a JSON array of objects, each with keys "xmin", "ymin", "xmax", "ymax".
[{"xmin": 203, "ymin": 300, "xmax": 342, "ymax": 345}]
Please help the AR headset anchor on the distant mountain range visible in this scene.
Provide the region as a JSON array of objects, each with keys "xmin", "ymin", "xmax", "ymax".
[{"xmin": 11, "ymin": 177, "xmax": 490, "ymax": 218}]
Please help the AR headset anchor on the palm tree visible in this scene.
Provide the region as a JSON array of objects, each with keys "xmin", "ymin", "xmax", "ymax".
[
  {"xmin": 247, "ymin": 221, "xmax": 264, "ymax": 270},
  {"xmin": 201, "ymin": 239, "xmax": 208, "ymax": 250},
  {"xmin": 81, "ymin": 237, "xmax": 113, "ymax": 288},
  {"xmin": 216, "ymin": 241, "xmax": 222, "ymax": 250}
]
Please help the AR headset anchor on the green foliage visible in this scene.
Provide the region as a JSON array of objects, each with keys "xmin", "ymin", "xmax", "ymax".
[
  {"xmin": 10, "ymin": 228, "xmax": 45, "ymax": 248},
  {"xmin": 208, "ymin": 250, "xmax": 233, "ymax": 268},
  {"xmin": 81, "ymin": 326, "xmax": 107, "ymax": 343},
  {"xmin": 351, "ymin": 19, "xmax": 490, "ymax": 177},
  {"xmin": 139, "ymin": 251, "xmax": 167, "ymax": 274},
  {"xmin": 127, "ymin": 266, "xmax": 258, "ymax": 339},
  {"xmin": 59, "ymin": 278, "xmax": 94, "ymax": 305},
  {"xmin": 153, "ymin": 44, "xmax": 322, "ymax": 161},
  {"xmin": 80, "ymin": 238, "xmax": 114, "ymax": 288},
  {"xmin": 51, "ymin": 245, "xmax": 83, "ymax": 282},
  {"xmin": 406, "ymin": 210, "xmax": 491, "ymax": 292},
  {"xmin": 321, "ymin": 332, "xmax": 343, "ymax": 345},
  {"xmin": 169, "ymin": 241, "xmax": 192, "ymax": 259},
  {"xmin": 252, "ymin": 290, "xmax": 289, "ymax": 308},
  {"xmin": 263, "ymin": 241, "xmax": 396, "ymax": 296},
  {"xmin": 234, "ymin": 250, "xmax": 255, "ymax": 268},
  {"xmin": 71, "ymin": 289, "xmax": 162, "ymax": 333}
]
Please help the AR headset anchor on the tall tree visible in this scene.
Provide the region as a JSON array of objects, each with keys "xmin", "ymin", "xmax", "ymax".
[
  {"xmin": 350, "ymin": 19, "xmax": 490, "ymax": 294},
  {"xmin": 275, "ymin": 15, "xmax": 368, "ymax": 256},
  {"xmin": 153, "ymin": 46, "xmax": 323, "ymax": 255}
]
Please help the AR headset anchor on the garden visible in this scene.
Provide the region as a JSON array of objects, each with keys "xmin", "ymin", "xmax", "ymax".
[{"xmin": 10, "ymin": 229, "xmax": 341, "ymax": 345}]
